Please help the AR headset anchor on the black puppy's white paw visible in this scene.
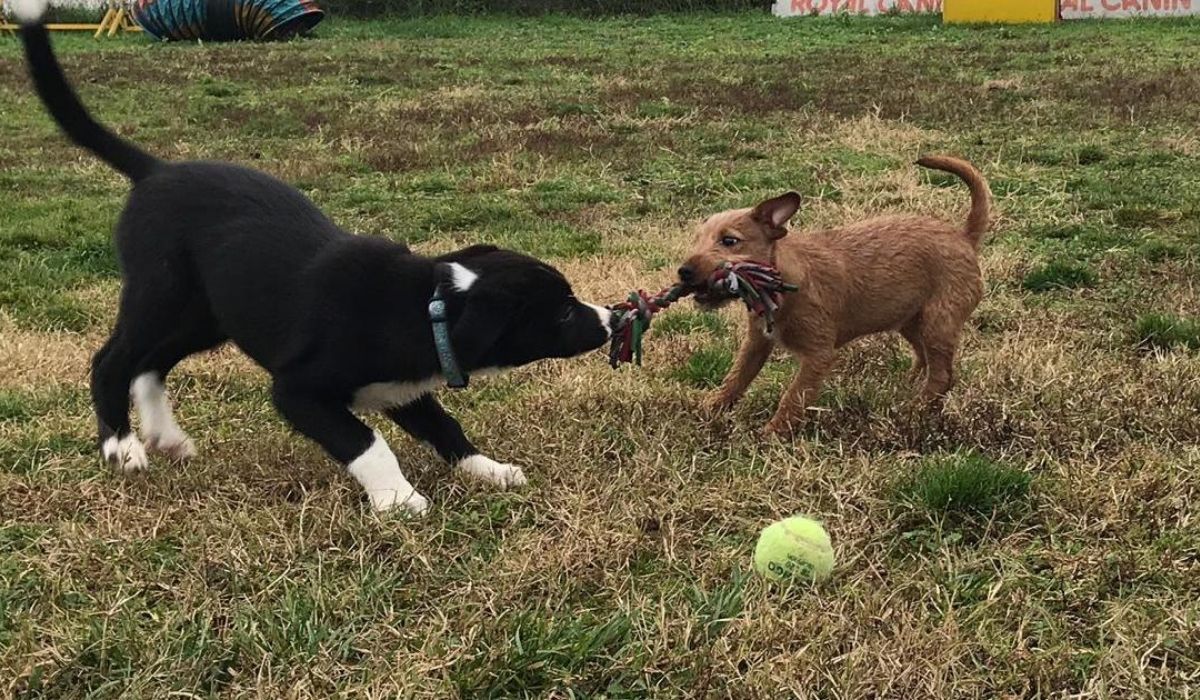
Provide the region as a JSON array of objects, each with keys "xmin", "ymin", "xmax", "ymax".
[
  {"xmin": 349, "ymin": 431, "xmax": 429, "ymax": 516},
  {"xmin": 131, "ymin": 373, "xmax": 196, "ymax": 461},
  {"xmin": 368, "ymin": 488, "xmax": 430, "ymax": 516},
  {"xmin": 457, "ymin": 455, "xmax": 528, "ymax": 489},
  {"xmin": 147, "ymin": 433, "xmax": 197, "ymax": 461},
  {"xmin": 102, "ymin": 434, "xmax": 150, "ymax": 473}
]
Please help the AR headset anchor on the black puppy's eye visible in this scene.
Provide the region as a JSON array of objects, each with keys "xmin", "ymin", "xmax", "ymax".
[
  {"xmin": 560, "ymin": 306, "xmax": 576, "ymax": 322},
  {"xmin": 720, "ymin": 236, "xmax": 740, "ymax": 247}
]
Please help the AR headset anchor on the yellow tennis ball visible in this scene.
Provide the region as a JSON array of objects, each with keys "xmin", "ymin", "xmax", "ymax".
[{"xmin": 753, "ymin": 516, "xmax": 834, "ymax": 582}]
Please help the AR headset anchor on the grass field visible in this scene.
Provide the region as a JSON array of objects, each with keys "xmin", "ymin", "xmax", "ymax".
[{"xmin": 2, "ymin": 12, "xmax": 1200, "ymax": 698}]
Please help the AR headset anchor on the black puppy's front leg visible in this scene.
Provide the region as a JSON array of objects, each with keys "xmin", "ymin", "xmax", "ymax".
[
  {"xmin": 272, "ymin": 381, "xmax": 429, "ymax": 514},
  {"xmin": 386, "ymin": 394, "xmax": 527, "ymax": 489}
]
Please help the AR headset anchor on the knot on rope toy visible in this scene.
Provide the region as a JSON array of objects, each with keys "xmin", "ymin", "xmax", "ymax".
[
  {"xmin": 607, "ymin": 261, "xmax": 798, "ymax": 368},
  {"xmin": 707, "ymin": 261, "xmax": 798, "ymax": 333}
]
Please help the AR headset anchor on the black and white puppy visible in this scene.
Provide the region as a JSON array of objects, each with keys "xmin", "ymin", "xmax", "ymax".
[{"xmin": 14, "ymin": 0, "xmax": 612, "ymax": 515}]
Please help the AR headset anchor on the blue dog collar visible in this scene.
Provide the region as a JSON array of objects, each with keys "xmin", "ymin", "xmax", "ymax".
[{"xmin": 429, "ymin": 269, "xmax": 468, "ymax": 389}]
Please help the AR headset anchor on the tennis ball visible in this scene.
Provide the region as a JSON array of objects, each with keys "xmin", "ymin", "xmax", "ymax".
[{"xmin": 753, "ymin": 516, "xmax": 834, "ymax": 582}]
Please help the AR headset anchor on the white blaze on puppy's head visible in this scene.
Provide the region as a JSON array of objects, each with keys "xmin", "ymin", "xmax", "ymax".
[{"xmin": 447, "ymin": 263, "xmax": 478, "ymax": 291}]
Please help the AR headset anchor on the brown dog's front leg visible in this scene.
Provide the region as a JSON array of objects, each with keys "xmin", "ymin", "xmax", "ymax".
[
  {"xmin": 764, "ymin": 350, "xmax": 834, "ymax": 438},
  {"xmin": 705, "ymin": 324, "xmax": 773, "ymax": 413}
]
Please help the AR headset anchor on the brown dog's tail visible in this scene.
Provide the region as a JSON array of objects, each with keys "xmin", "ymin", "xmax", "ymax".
[{"xmin": 916, "ymin": 155, "xmax": 990, "ymax": 248}]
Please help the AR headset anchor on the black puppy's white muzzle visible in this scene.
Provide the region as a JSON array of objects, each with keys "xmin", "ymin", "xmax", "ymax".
[
  {"xmin": 550, "ymin": 302, "xmax": 613, "ymax": 359},
  {"xmin": 585, "ymin": 303, "xmax": 614, "ymax": 340}
]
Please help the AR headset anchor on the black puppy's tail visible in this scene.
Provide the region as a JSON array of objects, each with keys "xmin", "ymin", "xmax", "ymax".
[{"xmin": 16, "ymin": 0, "xmax": 162, "ymax": 181}]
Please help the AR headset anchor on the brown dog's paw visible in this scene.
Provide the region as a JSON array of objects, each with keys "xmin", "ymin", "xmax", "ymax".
[
  {"xmin": 762, "ymin": 418, "xmax": 798, "ymax": 440},
  {"xmin": 702, "ymin": 392, "xmax": 736, "ymax": 416},
  {"xmin": 916, "ymin": 389, "xmax": 950, "ymax": 413}
]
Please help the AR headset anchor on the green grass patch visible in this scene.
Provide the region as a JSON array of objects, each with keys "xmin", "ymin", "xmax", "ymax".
[
  {"xmin": 526, "ymin": 178, "xmax": 621, "ymax": 213},
  {"xmin": 0, "ymin": 524, "xmax": 50, "ymax": 554},
  {"xmin": 1113, "ymin": 207, "xmax": 1176, "ymax": 229},
  {"xmin": 923, "ymin": 169, "xmax": 962, "ymax": 188},
  {"xmin": 1134, "ymin": 313, "xmax": 1200, "ymax": 352},
  {"xmin": 396, "ymin": 173, "xmax": 459, "ymax": 195},
  {"xmin": 1137, "ymin": 239, "xmax": 1185, "ymax": 263},
  {"xmin": 1022, "ymin": 261, "xmax": 1097, "ymax": 292},
  {"xmin": 1076, "ymin": 145, "xmax": 1107, "ymax": 165},
  {"xmin": 651, "ymin": 310, "xmax": 727, "ymax": 337},
  {"xmin": 548, "ymin": 101, "xmax": 601, "ymax": 117},
  {"xmin": 635, "ymin": 99, "xmax": 692, "ymax": 119},
  {"xmin": 0, "ymin": 387, "xmax": 87, "ymax": 424},
  {"xmin": 897, "ymin": 452, "xmax": 1031, "ymax": 515},
  {"xmin": 1025, "ymin": 223, "xmax": 1124, "ymax": 253},
  {"xmin": 0, "ymin": 433, "xmax": 96, "ymax": 476},
  {"xmin": 686, "ymin": 572, "xmax": 745, "ymax": 642},
  {"xmin": 483, "ymin": 220, "xmax": 602, "ymax": 258},
  {"xmin": 450, "ymin": 610, "xmax": 640, "ymax": 697},
  {"xmin": 0, "ymin": 196, "xmax": 120, "ymax": 330},
  {"xmin": 671, "ymin": 345, "xmax": 732, "ymax": 389},
  {"xmin": 0, "ymin": 391, "xmax": 35, "ymax": 423}
]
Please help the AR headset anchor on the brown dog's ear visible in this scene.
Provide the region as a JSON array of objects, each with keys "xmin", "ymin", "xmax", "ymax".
[{"xmin": 751, "ymin": 192, "xmax": 802, "ymax": 238}]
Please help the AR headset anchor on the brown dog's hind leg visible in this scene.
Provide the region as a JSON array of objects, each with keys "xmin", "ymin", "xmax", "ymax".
[
  {"xmin": 914, "ymin": 291, "xmax": 976, "ymax": 403},
  {"xmin": 764, "ymin": 349, "xmax": 835, "ymax": 438},
  {"xmin": 922, "ymin": 338, "xmax": 959, "ymax": 401},
  {"xmin": 915, "ymin": 310, "xmax": 964, "ymax": 402},
  {"xmin": 705, "ymin": 324, "xmax": 772, "ymax": 413},
  {"xmin": 900, "ymin": 318, "xmax": 928, "ymax": 384}
]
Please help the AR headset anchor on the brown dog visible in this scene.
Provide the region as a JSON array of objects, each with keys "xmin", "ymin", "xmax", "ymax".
[{"xmin": 678, "ymin": 156, "xmax": 990, "ymax": 437}]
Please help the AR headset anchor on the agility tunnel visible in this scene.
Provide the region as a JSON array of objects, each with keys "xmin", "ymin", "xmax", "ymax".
[{"xmin": 130, "ymin": 0, "xmax": 324, "ymax": 40}]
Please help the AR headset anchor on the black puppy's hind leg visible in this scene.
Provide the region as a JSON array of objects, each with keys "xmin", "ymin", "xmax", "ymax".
[
  {"xmin": 386, "ymin": 394, "xmax": 527, "ymax": 489},
  {"xmin": 131, "ymin": 308, "xmax": 226, "ymax": 461},
  {"xmin": 91, "ymin": 333, "xmax": 129, "ymax": 460},
  {"xmin": 273, "ymin": 381, "xmax": 429, "ymax": 515},
  {"xmin": 91, "ymin": 271, "xmax": 192, "ymax": 472},
  {"xmin": 93, "ymin": 330, "xmax": 151, "ymax": 472}
]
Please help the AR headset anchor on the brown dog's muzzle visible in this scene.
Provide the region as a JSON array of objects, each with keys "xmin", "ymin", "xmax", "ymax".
[
  {"xmin": 677, "ymin": 256, "xmax": 718, "ymax": 287},
  {"xmin": 679, "ymin": 257, "xmax": 735, "ymax": 309}
]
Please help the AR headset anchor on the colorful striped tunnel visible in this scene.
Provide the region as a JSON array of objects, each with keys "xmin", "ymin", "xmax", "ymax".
[{"xmin": 130, "ymin": 0, "xmax": 324, "ymax": 41}]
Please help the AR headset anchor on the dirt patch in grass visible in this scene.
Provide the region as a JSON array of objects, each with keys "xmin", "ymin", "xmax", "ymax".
[
  {"xmin": 361, "ymin": 142, "xmax": 426, "ymax": 173},
  {"xmin": 601, "ymin": 60, "xmax": 983, "ymax": 122},
  {"xmin": 520, "ymin": 127, "xmax": 626, "ymax": 158},
  {"xmin": 1063, "ymin": 67, "xmax": 1200, "ymax": 120}
]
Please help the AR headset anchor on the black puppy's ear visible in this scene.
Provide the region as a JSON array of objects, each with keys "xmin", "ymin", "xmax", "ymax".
[
  {"xmin": 438, "ymin": 244, "xmax": 501, "ymax": 264},
  {"xmin": 751, "ymin": 192, "xmax": 802, "ymax": 239},
  {"xmin": 450, "ymin": 285, "xmax": 518, "ymax": 371}
]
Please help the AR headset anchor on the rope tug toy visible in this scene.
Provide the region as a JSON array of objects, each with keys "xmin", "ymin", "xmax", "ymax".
[{"xmin": 608, "ymin": 261, "xmax": 798, "ymax": 368}]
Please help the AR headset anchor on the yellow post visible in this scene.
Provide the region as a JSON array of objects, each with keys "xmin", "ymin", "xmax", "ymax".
[
  {"xmin": 943, "ymin": 0, "xmax": 1058, "ymax": 22},
  {"xmin": 1, "ymin": 1, "xmax": 137, "ymax": 38},
  {"xmin": 1, "ymin": 0, "xmax": 15, "ymax": 34},
  {"xmin": 107, "ymin": 7, "xmax": 124, "ymax": 36},
  {"xmin": 94, "ymin": 7, "xmax": 114, "ymax": 37}
]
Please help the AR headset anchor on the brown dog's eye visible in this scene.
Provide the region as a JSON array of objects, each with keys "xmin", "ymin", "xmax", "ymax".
[{"xmin": 720, "ymin": 236, "xmax": 740, "ymax": 247}]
